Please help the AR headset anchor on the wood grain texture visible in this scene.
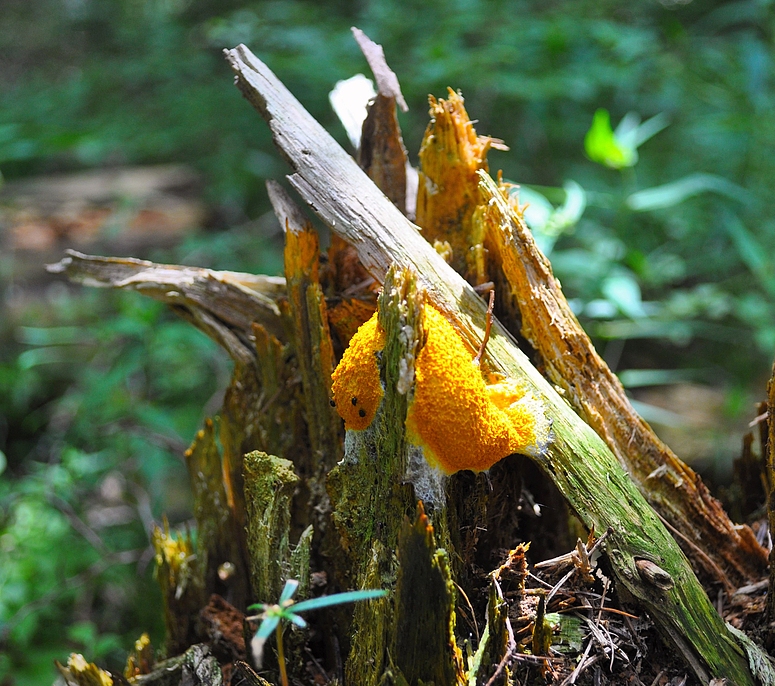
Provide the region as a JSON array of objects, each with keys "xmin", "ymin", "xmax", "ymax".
[
  {"xmin": 47, "ymin": 249, "xmax": 285, "ymax": 366},
  {"xmin": 479, "ymin": 172, "xmax": 767, "ymax": 589}
]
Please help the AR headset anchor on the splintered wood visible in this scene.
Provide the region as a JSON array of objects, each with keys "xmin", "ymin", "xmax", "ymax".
[
  {"xmin": 226, "ymin": 43, "xmax": 758, "ymax": 685},
  {"xmin": 49, "ymin": 32, "xmax": 770, "ymax": 686},
  {"xmin": 416, "ymin": 90, "xmax": 496, "ymax": 284}
]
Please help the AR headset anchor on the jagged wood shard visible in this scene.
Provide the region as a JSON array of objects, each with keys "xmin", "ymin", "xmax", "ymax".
[
  {"xmin": 479, "ymin": 172, "xmax": 767, "ymax": 588},
  {"xmin": 47, "ymin": 249, "xmax": 285, "ymax": 365}
]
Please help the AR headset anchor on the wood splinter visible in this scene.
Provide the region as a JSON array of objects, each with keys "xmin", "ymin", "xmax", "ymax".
[{"xmin": 473, "ymin": 288, "xmax": 495, "ymax": 367}]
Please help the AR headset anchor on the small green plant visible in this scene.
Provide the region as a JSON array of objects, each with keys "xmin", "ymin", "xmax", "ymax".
[{"xmin": 247, "ymin": 579, "xmax": 387, "ymax": 686}]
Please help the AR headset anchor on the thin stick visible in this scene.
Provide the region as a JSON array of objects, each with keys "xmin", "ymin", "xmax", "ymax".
[
  {"xmin": 473, "ymin": 289, "xmax": 495, "ymax": 366},
  {"xmin": 649, "ymin": 670, "xmax": 667, "ymax": 686},
  {"xmin": 556, "ymin": 606, "xmax": 639, "ymax": 620},
  {"xmin": 453, "ymin": 580, "xmax": 480, "ymax": 644},
  {"xmin": 276, "ymin": 623, "xmax": 289, "ymax": 686},
  {"xmin": 560, "ymin": 638, "xmax": 595, "ymax": 686},
  {"xmin": 546, "ymin": 568, "xmax": 576, "ymax": 606}
]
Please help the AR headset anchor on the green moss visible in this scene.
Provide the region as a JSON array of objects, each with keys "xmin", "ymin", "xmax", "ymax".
[
  {"xmin": 392, "ymin": 504, "xmax": 465, "ymax": 686},
  {"xmin": 243, "ymin": 451, "xmax": 299, "ymax": 603}
]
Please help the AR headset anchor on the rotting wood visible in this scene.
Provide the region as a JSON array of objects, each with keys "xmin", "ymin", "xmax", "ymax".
[
  {"xmin": 56, "ymin": 654, "xmax": 121, "ymax": 686},
  {"xmin": 132, "ymin": 644, "xmax": 224, "ymax": 686},
  {"xmin": 270, "ymin": 180, "xmax": 341, "ymax": 472},
  {"xmin": 325, "ymin": 267, "xmax": 421, "ymax": 684},
  {"xmin": 224, "ymin": 43, "xmax": 755, "ymax": 685},
  {"xmin": 215, "ymin": 327, "xmax": 305, "ymax": 565},
  {"xmin": 352, "ymin": 27, "xmax": 410, "ymax": 215},
  {"xmin": 242, "ymin": 450, "xmax": 300, "ymax": 604},
  {"xmin": 416, "ymin": 89, "xmax": 499, "ymax": 284},
  {"xmin": 151, "ymin": 520, "xmax": 203, "ymax": 656},
  {"xmin": 392, "ymin": 502, "xmax": 466, "ymax": 686},
  {"xmin": 185, "ymin": 418, "xmax": 251, "ymax": 613},
  {"xmin": 230, "ymin": 661, "xmax": 273, "ymax": 686},
  {"xmin": 766, "ymin": 359, "xmax": 775, "ymax": 630},
  {"xmin": 479, "ymin": 172, "xmax": 768, "ymax": 589},
  {"xmin": 270, "ymin": 180, "xmax": 345, "ymax": 581},
  {"xmin": 47, "ymin": 249, "xmax": 286, "ymax": 365}
]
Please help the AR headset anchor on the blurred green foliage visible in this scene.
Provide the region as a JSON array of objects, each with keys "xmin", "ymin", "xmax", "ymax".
[
  {"xmin": 2, "ymin": 0, "xmax": 775, "ymax": 682},
  {"xmin": 0, "ymin": 289, "xmax": 222, "ymax": 683}
]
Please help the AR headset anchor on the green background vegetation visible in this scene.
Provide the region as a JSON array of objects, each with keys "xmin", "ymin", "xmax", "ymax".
[{"xmin": 1, "ymin": 1, "xmax": 774, "ymax": 682}]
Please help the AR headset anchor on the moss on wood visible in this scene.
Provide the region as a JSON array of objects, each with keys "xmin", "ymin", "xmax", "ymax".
[{"xmin": 243, "ymin": 451, "xmax": 300, "ymax": 603}]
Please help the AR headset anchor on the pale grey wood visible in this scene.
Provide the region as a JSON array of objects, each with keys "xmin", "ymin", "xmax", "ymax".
[{"xmin": 48, "ymin": 249, "xmax": 285, "ymax": 365}]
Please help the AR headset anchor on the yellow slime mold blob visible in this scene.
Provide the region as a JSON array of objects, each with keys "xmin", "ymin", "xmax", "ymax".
[
  {"xmin": 331, "ymin": 304, "xmax": 548, "ymax": 473},
  {"xmin": 331, "ymin": 313, "xmax": 385, "ymax": 431}
]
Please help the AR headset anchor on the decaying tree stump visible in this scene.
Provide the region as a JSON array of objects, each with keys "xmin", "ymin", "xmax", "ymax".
[{"xmin": 50, "ymin": 31, "xmax": 775, "ymax": 686}]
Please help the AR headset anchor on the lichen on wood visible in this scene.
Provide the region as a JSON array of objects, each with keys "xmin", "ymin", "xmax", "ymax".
[
  {"xmin": 185, "ymin": 417, "xmax": 250, "ymax": 612},
  {"xmin": 327, "ymin": 266, "xmax": 421, "ymax": 565},
  {"xmin": 271, "ymin": 180, "xmax": 340, "ymax": 464},
  {"xmin": 327, "ymin": 267, "xmax": 422, "ymax": 683},
  {"xmin": 479, "ymin": 171, "xmax": 767, "ymax": 589}
]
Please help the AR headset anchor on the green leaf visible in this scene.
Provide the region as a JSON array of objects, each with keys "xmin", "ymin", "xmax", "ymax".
[
  {"xmin": 544, "ymin": 180, "xmax": 587, "ymax": 236},
  {"xmin": 288, "ymin": 613, "xmax": 307, "ymax": 628},
  {"xmin": 626, "ymin": 173, "xmax": 745, "ymax": 211},
  {"xmin": 618, "ymin": 369, "xmax": 704, "ymax": 388},
  {"xmin": 517, "ymin": 186, "xmax": 554, "ymax": 232},
  {"xmin": 616, "ymin": 111, "xmax": 670, "ymax": 149},
  {"xmin": 584, "ymin": 109, "xmax": 637, "ymax": 169},
  {"xmin": 601, "ymin": 273, "xmax": 646, "ymax": 318},
  {"xmin": 513, "ymin": 181, "xmax": 587, "ymax": 256},
  {"xmin": 725, "ymin": 214, "xmax": 775, "ymax": 298},
  {"xmin": 17, "ymin": 347, "xmax": 69, "ymax": 370},
  {"xmin": 66, "ymin": 620, "xmax": 97, "ymax": 648},
  {"xmin": 279, "ymin": 578, "xmax": 300, "ymax": 604},
  {"xmin": 255, "ymin": 614, "xmax": 280, "ymax": 641},
  {"xmin": 544, "ymin": 613, "xmax": 584, "ymax": 654},
  {"xmin": 291, "ymin": 589, "xmax": 387, "ymax": 613},
  {"xmin": 629, "ymin": 399, "xmax": 687, "ymax": 428},
  {"xmin": 585, "ymin": 109, "xmax": 668, "ymax": 169}
]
